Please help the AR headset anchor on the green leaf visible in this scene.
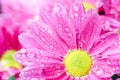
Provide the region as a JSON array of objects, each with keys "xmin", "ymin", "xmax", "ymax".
[
  {"xmin": 8, "ymin": 75, "xmax": 16, "ymax": 80},
  {"xmin": 111, "ymin": 74, "xmax": 120, "ymax": 80}
]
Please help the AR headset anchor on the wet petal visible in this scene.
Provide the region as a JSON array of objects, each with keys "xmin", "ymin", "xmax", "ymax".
[
  {"xmin": 15, "ymin": 48, "xmax": 63, "ymax": 66},
  {"xmin": 79, "ymin": 14, "xmax": 102, "ymax": 51},
  {"xmin": 69, "ymin": 0, "xmax": 85, "ymax": 32},
  {"xmin": 41, "ymin": 63, "xmax": 65, "ymax": 79},
  {"xmin": 92, "ymin": 58, "xmax": 120, "ymax": 78},
  {"xmin": 19, "ymin": 66, "xmax": 44, "ymax": 80},
  {"xmin": 39, "ymin": 2, "xmax": 77, "ymax": 50},
  {"xmin": 19, "ymin": 25, "xmax": 68, "ymax": 56},
  {"xmin": 20, "ymin": 63, "xmax": 65, "ymax": 80},
  {"xmin": 85, "ymin": 71, "xmax": 103, "ymax": 80},
  {"xmin": 90, "ymin": 32, "xmax": 119, "ymax": 55},
  {"xmin": 19, "ymin": 32, "xmax": 40, "ymax": 49}
]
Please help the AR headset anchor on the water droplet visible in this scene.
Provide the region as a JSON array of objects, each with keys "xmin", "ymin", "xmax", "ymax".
[
  {"xmin": 79, "ymin": 41, "xmax": 83, "ymax": 48},
  {"xmin": 41, "ymin": 37, "xmax": 45, "ymax": 42},
  {"xmin": 27, "ymin": 53, "xmax": 35, "ymax": 58},
  {"xmin": 53, "ymin": 3, "xmax": 60, "ymax": 13},
  {"xmin": 59, "ymin": 27, "xmax": 63, "ymax": 31},
  {"xmin": 68, "ymin": 33, "xmax": 72, "ymax": 37},
  {"xmin": 74, "ymin": 5, "xmax": 79, "ymax": 11},
  {"xmin": 70, "ymin": 15, "xmax": 74, "ymax": 18},
  {"xmin": 74, "ymin": 13, "xmax": 78, "ymax": 17},
  {"xmin": 48, "ymin": 29, "xmax": 53, "ymax": 34},
  {"xmin": 31, "ymin": 78, "xmax": 38, "ymax": 80},
  {"xmin": 36, "ymin": 54, "xmax": 41, "ymax": 58},
  {"xmin": 115, "ymin": 42, "xmax": 118, "ymax": 45},
  {"xmin": 20, "ymin": 49, "xmax": 26, "ymax": 53},
  {"xmin": 103, "ymin": 21, "xmax": 110, "ymax": 30},
  {"xmin": 40, "ymin": 28, "xmax": 45, "ymax": 32},
  {"xmin": 17, "ymin": 60, "xmax": 22, "ymax": 63},
  {"xmin": 65, "ymin": 28, "xmax": 69, "ymax": 32},
  {"xmin": 22, "ymin": 54, "xmax": 26, "ymax": 58},
  {"xmin": 50, "ymin": 45, "xmax": 54, "ymax": 49},
  {"xmin": 62, "ymin": 36, "xmax": 65, "ymax": 39},
  {"xmin": 34, "ymin": 15, "xmax": 39, "ymax": 21},
  {"xmin": 36, "ymin": 59, "xmax": 40, "ymax": 62},
  {"xmin": 96, "ymin": 69, "xmax": 103, "ymax": 75}
]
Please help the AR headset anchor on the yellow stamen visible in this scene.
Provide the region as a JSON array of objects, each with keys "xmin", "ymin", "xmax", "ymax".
[
  {"xmin": 64, "ymin": 50, "xmax": 92, "ymax": 77},
  {"xmin": 83, "ymin": 2, "xmax": 96, "ymax": 12},
  {"xmin": 1, "ymin": 50, "xmax": 22, "ymax": 70}
]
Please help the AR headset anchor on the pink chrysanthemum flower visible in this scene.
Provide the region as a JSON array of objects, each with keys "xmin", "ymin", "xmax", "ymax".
[
  {"xmin": 98, "ymin": 0, "xmax": 120, "ymax": 21},
  {"xmin": 79, "ymin": 0, "xmax": 120, "ymax": 32},
  {"xmin": 98, "ymin": 0, "xmax": 120, "ymax": 34},
  {"xmin": 1, "ymin": 0, "xmax": 74, "ymax": 25},
  {"xmin": 0, "ymin": 15, "xmax": 23, "ymax": 80},
  {"xmin": 15, "ymin": 1, "xmax": 120, "ymax": 80}
]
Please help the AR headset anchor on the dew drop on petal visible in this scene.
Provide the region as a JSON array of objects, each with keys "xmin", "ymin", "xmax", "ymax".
[
  {"xmin": 20, "ymin": 48, "xmax": 27, "ymax": 53},
  {"xmin": 31, "ymin": 78, "xmax": 38, "ymax": 80},
  {"xmin": 22, "ymin": 54, "xmax": 26, "ymax": 58},
  {"xmin": 68, "ymin": 33, "xmax": 72, "ymax": 37},
  {"xmin": 74, "ymin": 13, "xmax": 78, "ymax": 17},
  {"xmin": 27, "ymin": 53, "xmax": 35, "ymax": 58},
  {"xmin": 96, "ymin": 70, "xmax": 104, "ymax": 75},
  {"xmin": 65, "ymin": 28, "xmax": 69, "ymax": 32},
  {"xmin": 74, "ymin": 5, "xmax": 79, "ymax": 11},
  {"xmin": 59, "ymin": 27, "xmax": 63, "ymax": 31},
  {"xmin": 40, "ymin": 37, "xmax": 45, "ymax": 42}
]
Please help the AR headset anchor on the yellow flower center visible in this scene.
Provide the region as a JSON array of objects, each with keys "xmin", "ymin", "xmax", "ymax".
[
  {"xmin": 117, "ymin": 30, "xmax": 120, "ymax": 34},
  {"xmin": 83, "ymin": 2, "xmax": 96, "ymax": 12},
  {"xmin": 64, "ymin": 50, "xmax": 92, "ymax": 77},
  {"xmin": 1, "ymin": 50, "xmax": 22, "ymax": 70}
]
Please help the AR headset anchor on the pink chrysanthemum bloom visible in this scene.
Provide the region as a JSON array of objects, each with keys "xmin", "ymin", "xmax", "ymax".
[
  {"xmin": 1, "ymin": 0, "xmax": 40, "ymax": 25},
  {"xmin": 98, "ymin": 0, "xmax": 120, "ymax": 21},
  {"xmin": 97, "ymin": 0, "xmax": 120, "ymax": 34},
  {"xmin": 1, "ymin": 0, "xmax": 75, "ymax": 25},
  {"xmin": 78, "ymin": 0, "xmax": 120, "ymax": 32},
  {"xmin": 0, "ymin": 15, "xmax": 23, "ymax": 79},
  {"xmin": 15, "ymin": 1, "xmax": 120, "ymax": 80}
]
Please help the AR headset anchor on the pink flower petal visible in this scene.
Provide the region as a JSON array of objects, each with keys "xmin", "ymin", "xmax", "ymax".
[
  {"xmin": 19, "ymin": 63, "xmax": 65, "ymax": 80},
  {"xmin": 69, "ymin": 0, "xmax": 85, "ymax": 32},
  {"xmin": 19, "ymin": 28, "xmax": 68, "ymax": 57},
  {"xmin": 41, "ymin": 63, "xmax": 65, "ymax": 79},
  {"xmin": 101, "ymin": 0, "xmax": 111, "ymax": 15},
  {"xmin": 92, "ymin": 58, "xmax": 120, "ymax": 78},
  {"xmin": 19, "ymin": 32, "xmax": 40, "ymax": 49},
  {"xmin": 102, "ymin": 16, "xmax": 120, "ymax": 30},
  {"xmin": 79, "ymin": 14, "xmax": 102, "ymax": 51},
  {"xmin": 85, "ymin": 71, "xmax": 103, "ymax": 80},
  {"xmin": 19, "ymin": 66, "xmax": 44, "ymax": 80},
  {"xmin": 39, "ymin": 2, "xmax": 77, "ymax": 50},
  {"xmin": 99, "ymin": 36, "xmax": 120, "ymax": 59},
  {"xmin": 90, "ymin": 32, "xmax": 119, "ymax": 55},
  {"xmin": 15, "ymin": 48, "xmax": 63, "ymax": 66}
]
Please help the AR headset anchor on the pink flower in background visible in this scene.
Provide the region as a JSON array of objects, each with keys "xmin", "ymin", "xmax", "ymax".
[
  {"xmin": 0, "ymin": 15, "xmax": 23, "ymax": 80},
  {"xmin": 96, "ymin": 0, "xmax": 120, "ymax": 32},
  {"xmin": 0, "ymin": 0, "xmax": 42, "ymax": 79},
  {"xmin": 15, "ymin": 1, "xmax": 120, "ymax": 80},
  {"xmin": 79, "ymin": 0, "xmax": 120, "ymax": 32},
  {"xmin": 1, "ymin": 0, "xmax": 75, "ymax": 25},
  {"xmin": 1, "ymin": 0, "xmax": 40, "ymax": 25},
  {"xmin": 99, "ymin": 0, "xmax": 120, "ymax": 21},
  {"xmin": 0, "ymin": 0, "xmax": 76, "ymax": 79}
]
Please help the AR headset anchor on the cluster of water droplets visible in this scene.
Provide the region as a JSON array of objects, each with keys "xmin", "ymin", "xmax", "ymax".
[
  {"xmin": 93, "ymin": 57, "xmax": 120, "ymax": 78},
  {"xmin": 20, "ymin": 66, "xmax": 43, "ymax": 80}
]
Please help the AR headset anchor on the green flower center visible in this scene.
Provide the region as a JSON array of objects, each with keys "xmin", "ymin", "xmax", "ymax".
[
  {"xmin": 64, "ymin": 50, "xmax": 92, "ymax": 77},
  {"xmin": 1, "ymin": 50, "xmax": 22, "ymax": 69}
]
